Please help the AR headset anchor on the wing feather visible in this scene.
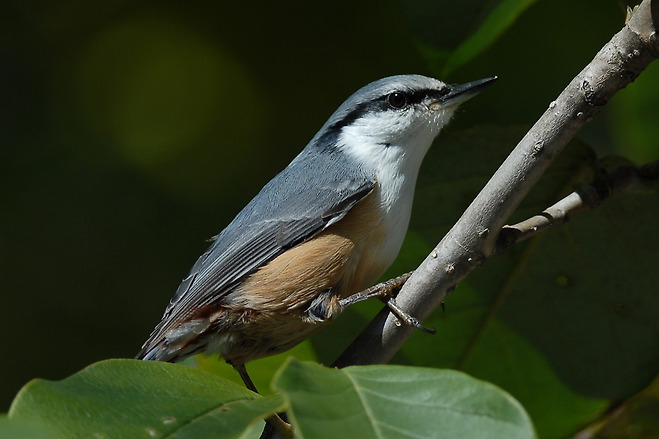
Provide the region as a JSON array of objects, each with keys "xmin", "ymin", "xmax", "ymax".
[{"xmin": 138, "ymin": 147, "xmax": 375, "ymax": 357}]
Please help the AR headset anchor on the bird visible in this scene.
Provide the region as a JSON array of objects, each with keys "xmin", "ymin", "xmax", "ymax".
[{"xmin": 136, "ymin": 74, "xmax": 496, "ymax": 390}]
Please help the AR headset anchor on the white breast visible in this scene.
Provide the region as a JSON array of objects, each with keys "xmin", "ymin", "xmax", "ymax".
[{"xmin": 337, "ymin": 122, "xmax": 440, "ymax": 272}]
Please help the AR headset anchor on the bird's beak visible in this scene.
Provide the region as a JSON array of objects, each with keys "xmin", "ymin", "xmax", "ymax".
[{"xmin": 440, "ymin": 76, "xmax": 498, "ymax": 107}]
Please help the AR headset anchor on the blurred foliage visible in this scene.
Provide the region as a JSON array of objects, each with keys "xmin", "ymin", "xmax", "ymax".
[
  {"xmin": 1, "ymin": 0, "xmax": 658, "ymax": 438},
  {"xmin": 581, "ymin": 374, "xmax": 659, "ymax": 439},
  {"xmin": 74, "ymin": 16, "xmax": 266, "ymax": 199}
]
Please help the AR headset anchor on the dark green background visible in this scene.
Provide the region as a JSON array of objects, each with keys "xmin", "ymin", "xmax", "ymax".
[{"xmin": 2, "ymin": 0, "xmax": 657, "ymax": 412}]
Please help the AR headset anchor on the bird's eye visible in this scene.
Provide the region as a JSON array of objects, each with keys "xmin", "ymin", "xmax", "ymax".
[{"xmin": 387, "ymin": 92, "xmax": 408, "ymax": 109}]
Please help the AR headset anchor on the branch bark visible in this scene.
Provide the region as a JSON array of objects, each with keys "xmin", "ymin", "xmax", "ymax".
[
  {"xmin": 496, "ymin": 160, "xmax": 659, "ymax": 252},
  {"xmin": 334, "ymin": 0, "xmax": 659, "ymax": 368}
]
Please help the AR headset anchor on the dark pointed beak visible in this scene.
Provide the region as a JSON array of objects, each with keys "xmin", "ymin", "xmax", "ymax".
[{"xmin": 441, "ymin": 76, "xmax": 498, "ymax": 106}]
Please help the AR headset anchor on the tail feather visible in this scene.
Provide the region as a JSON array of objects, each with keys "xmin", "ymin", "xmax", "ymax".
[{"xmin": 136, "ymin": 315, "xmax": 213, "ymax": 362}]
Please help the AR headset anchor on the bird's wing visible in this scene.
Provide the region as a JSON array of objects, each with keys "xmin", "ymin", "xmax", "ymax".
[{"xmin": 138, "ymin": 148, "xmax": 375, "ymax": 356}]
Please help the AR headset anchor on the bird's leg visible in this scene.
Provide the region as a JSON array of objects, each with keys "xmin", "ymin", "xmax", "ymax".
[
  {"xmin": 338, "ymin": 271, "xmax": 412, "ymax": 306},
  {"xmin": 233, "ymin": 363, "xmax": 260, "ymax": 393},
  {"xmin": 384, "ymin": 298, "xmax": 436, "ymax": 334},
  {"xmin": 231, "ymin": 363, "xmax": 294, "ymax": 439},
  {"xmin": 338, "ymin": 271, "xmax": 436, "ymax": 334}
]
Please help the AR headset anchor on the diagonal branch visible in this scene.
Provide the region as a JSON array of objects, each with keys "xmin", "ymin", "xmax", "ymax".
[{"xmin": 334, "ymin": 0, "xmax": 659, "ymax": 368}]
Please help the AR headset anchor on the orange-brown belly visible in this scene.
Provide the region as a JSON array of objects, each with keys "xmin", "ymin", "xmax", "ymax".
[{"xmin": 209, "ymin": 192, "xmax": 390, "ymax": 365}]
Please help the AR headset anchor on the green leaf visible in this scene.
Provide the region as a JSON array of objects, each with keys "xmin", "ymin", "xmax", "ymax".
[
  {"xmin": 273, "ymin": 358, "xmax": 536, "ymax": 439},
  {"xmin": 7, "ymin": 359, "xmax": 284, "ymax": 439},
  {"xmin": 0, "ymin": 414, "xmax": 60, "ymax": 439},
  {"xmin": 443, "ymin": 0, "xmax": 539, "ymax": 75}
]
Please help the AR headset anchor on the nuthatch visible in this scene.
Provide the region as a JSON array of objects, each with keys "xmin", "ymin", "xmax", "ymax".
[{"xmin": 136, "ymin": 74, "xmax": 496, "ymax": 389}]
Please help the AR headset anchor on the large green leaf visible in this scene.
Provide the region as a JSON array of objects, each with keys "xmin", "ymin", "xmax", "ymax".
[
  {"xmin": 6, "ymin": 359, "xmax": 284, "ymax": 439},
  {"xmin": 273, "ymin": 358, "xmax": 536, "ymax": 439},
  {"xmin": 0, "ymin": 415, "xmax": 58, "ymax": 439}
]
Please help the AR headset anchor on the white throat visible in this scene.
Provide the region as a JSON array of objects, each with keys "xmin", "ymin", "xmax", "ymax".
[{"xmin": 336, "ymin": 107, "xmax": 452, "ymax": 268}]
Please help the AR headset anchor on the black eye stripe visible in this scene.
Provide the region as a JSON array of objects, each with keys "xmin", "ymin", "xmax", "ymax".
[
  {"xmin": 322, "ymin": 85, "xmax": 452, "ymax": 142},
  {"xmin": 386, "ymin": 86, "xmax": 451, "ymax": 108}
]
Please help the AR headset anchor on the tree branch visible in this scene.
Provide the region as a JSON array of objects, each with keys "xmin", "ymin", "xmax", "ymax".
[
  {"xmin": 334, "ymin": 0, "xmax": 659, "ymax": 368},
  {"xmin": 496, "ymin": 160, "xmax": 659, "ymax": 252}
]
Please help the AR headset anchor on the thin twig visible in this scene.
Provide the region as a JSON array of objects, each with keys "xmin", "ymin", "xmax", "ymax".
[{"xmin": 496, "ymin": 160, "xmax": 659, "ymax": 252}]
